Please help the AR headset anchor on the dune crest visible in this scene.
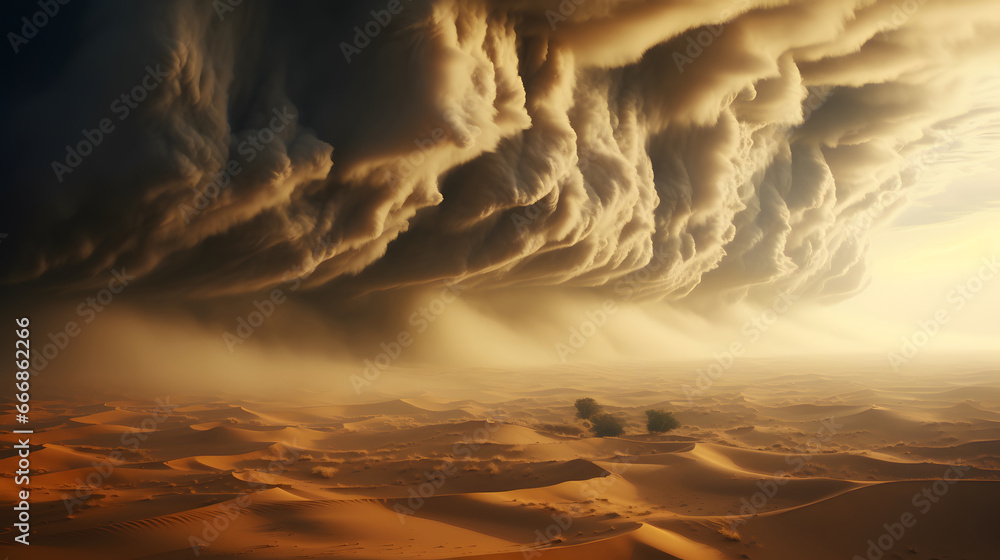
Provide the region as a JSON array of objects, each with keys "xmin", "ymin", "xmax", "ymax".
[{"xmin": 3, "ymin": 367, "xmax": 998, "ymax": 558}]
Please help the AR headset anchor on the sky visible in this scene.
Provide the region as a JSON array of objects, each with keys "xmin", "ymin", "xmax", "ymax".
[
  {"xmin": 828, "ymin": 171, "xmax": 1000, "ymax": 356},
  {"xmin": 1, "ymin": 0, "xmax": 998, "ymax": 392}
]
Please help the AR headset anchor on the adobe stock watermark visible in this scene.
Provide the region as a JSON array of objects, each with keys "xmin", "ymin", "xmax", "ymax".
[
  {"xmin": 851, "ymin": 462, "xmax": 970, "ymax": 560},
  {"xmin": 521, "ymin": 452, "xmax": 635, "ymax": 558},
  {"xmin": 672, "ymin": 0, "xmax": 752, "ymax": 72},
  {"xmin": 189, "ymin": 443, "xmax": 302, "ymax": 555},
  {"xmin": 351, "ymin": 281, "xmax": 465, "ymax": 394},
  {"xmin": 888, "ymin": 254, "xmax": 998, "ymax": 372},
  {"xmin": 62, "ymin": 397, "xmax": 175, "ymax": 516},
  {"xmin": 340, "ymin": 0, "xmax": 412, "ymax": 63},
  {"xmin": 29, "ymin": 268, "xmax": 135, "ymax": 374},
  {"xmin": 845, "ymin": 190, "xmax": 904, "ymax": 236},
  {"xmin": 724, "ymin": 417, "xmax": 842, "ymax": 533},
  {"xmin": 381, "ymin": 101, "xmax": 484, "ymax": 189},
  {"xmin": 683, "ymin": 289, "xmax": 798, "ymax": 403},
  {"xmin": 7, "ymin": 0, "xmax": 71, "ymax": 54},
  {"xmin": 222, "ymin": 288, "xmax": 290, "ymax": 353},
  {"xmin": 877, "ymin": 0, "xmax": 931, "ymax": 40},
  {"xmin": 554, "ymin": 299, "xmax": 618, "ymax": 363},
  {"xmin": 177, "ymin": 105, "xmax": 297, "ymax": 224},
  {"xmin": 505, "ymin": 105, "xmax": 637, "ymax": 234},
  {"xmin": 845, "ymin": 129, "xmax": 957, "ymax": 236},
  {"xmin": 394, "ymin": 408, "xmax": 508, "ymax": 522},
  {"xmin": 510, "ymin": 145, "xmax": 600, "ymax": 235},
  {"xmin": 212, "ymin": 0, "xmax": 243, "ymax": 21},
  {"xmin": 903, "ymin": 128, "xmax": 958, "ymax": 181},
  {"xmin": 544, "ymin": 0, "xmax": 585, "ymax": 30},
  {"xmin": 51, "ymin": 64, "xmax": 170, "ymax": 183},
  {"xmin": 554, "ymin": 243, "xmax": 674, "ymax": 363},
  {"xmin": 883, "ymin": 127, "xmax": 958, "ymax": 202},
  {"xmin": 222, "ymin": 233, "xmax": 335, "ymax": 352},
  {"xmin": 801, "ymin": 84, "xmax": 833, "ymax": 122}
]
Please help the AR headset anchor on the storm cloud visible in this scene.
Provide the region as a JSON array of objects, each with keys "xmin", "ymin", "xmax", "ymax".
[{"xmin": 3, "ymin": 0, "xmax": 999, "ymax": 313}]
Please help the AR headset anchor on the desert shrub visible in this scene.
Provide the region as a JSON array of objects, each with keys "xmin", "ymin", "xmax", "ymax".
[
  {"xmin": 575, "ymin": 397, "xmax": 603, "ymax": 419},
  {"xmin": 590, "ymin": 413, "xmax": 625, "ymax": 437},
  {"xmin": 645, "ymin": 409, "xmax": 680, "ymax": 433}
]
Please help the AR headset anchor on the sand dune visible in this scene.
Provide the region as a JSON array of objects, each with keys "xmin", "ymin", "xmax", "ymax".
[
  {"xmin": 729, "ymin": 480, "xmax": 1000, "ymax": 560},
  {"xmin": 3, "ymin": 366, "xmax": 998, "ymax": 558}
]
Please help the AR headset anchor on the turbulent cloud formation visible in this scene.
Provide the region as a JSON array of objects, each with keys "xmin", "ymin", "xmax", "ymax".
[{"xmin": 3, "ymin": 0, "xmax": 1000, "ymax": 313}]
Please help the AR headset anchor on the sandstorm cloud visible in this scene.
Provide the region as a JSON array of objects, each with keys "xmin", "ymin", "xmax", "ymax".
[{"xmin": 3, "ymin": 0, "xmax": 999, "ymax": 312}]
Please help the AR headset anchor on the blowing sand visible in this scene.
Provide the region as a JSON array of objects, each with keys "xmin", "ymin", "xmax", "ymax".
[{"xmin": 2, "ymin": 361, "xmax": 998, "ymax": 559}]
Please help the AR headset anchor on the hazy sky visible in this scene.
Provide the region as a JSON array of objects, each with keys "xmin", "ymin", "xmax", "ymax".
[
  {"xmin": 829, "ymin": 171, "xmax": 1000, "ymax": 355},
  {"xmin": 2, "ymin": 0, "xmax": 998, "ymax": 385}
]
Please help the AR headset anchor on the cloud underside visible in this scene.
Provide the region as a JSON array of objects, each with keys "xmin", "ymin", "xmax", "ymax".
[{"xmin": 5, "ymin": 0, "xmax": 1000, "ymax": 310}]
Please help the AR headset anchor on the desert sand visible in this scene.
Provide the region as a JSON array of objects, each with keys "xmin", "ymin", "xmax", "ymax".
[{"xmin": 3, "ymin": 360, "xmax": 999, "ymax": 559}]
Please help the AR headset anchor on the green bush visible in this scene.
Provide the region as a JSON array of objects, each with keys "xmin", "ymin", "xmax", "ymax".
[
  {"xmin": 574, "ymin": 397, "xmax": 603, "ymax": 420},
  {"xmin": 645, "ymin": 409, "xmax": 680, "ymax": 433},
  {"xmin": 590, "ymin": 413, "xmax": 625, "ymax": 437}
]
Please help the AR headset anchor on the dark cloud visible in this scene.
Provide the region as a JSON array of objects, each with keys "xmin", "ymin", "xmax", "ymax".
[{"xmin": 2, "ymin": 0, "xmax": 999, "ymax": 314}]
